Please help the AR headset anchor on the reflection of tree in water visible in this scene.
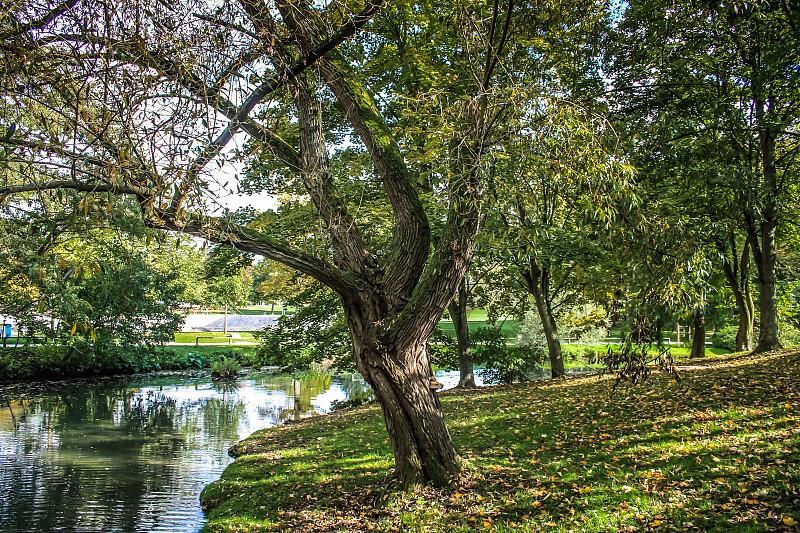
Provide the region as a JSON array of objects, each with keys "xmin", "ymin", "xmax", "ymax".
[
  {"xmin": 0, "ymin": 380, "xmax": 192, "ymax": 533},
  {"xmin": 201, "ymin": 397, "xmax": 248, "ymax": 441},
  {"xmin": 210, "ymin": 378, "xmax": 240, "ymax": 397},
  {"xmin": 251, "ymin": 373, "xmax": 335, "ymax": 423},
  {"xmin": 122, "ymin": 391, "xmax": 177, "ymax": 434},
  {"xmin": 334, "ymin": 373, "xmax": 374, "ymax": 399},
  {"xmin": 281, "ymin": 374, "xmax": 332, "ymax": 422},
  {"xmin": 1, "ymin": 372, "xmax": 370, "ymax": 533}
]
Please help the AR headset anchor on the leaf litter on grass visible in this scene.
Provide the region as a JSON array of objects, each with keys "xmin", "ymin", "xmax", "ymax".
[{"xmin": 201, "ymin": 349, "xmax": 800, "ymax": 533}]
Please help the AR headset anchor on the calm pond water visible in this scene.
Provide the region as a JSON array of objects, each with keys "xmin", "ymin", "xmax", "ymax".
[
  {"xmin": 0, "ymin": 368, "xmax": 479, "ymax": 533},
  {"xmin": 0, "ymin": 370, "xmax": 375, "ymax": 533}
]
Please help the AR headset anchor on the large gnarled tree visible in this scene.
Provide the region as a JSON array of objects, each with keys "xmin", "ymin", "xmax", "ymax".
[{"xmin": 0, "ymin": 0, "xmax": 521, "ymax": 486}]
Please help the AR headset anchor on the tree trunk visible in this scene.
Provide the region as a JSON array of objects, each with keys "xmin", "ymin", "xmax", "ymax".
[
  {"xmin": 689, "ymin": 307, "xmax": 706, "ymax": 359},
  {"xmin": 751, "ymin": 69, "xmax": 782, "ymax": 353},
  {"xmin": 523, "ymin": 263, "xmax": 564, "ymax": 378},
  {"xmin": 754, "ymin": 218, "xmax": 781, "ymax": 352},
  {"xmin": 448, "ymin": 281, "xmax": 475, "ymax": 388},
  {"xmin": 733, "ymin": 291, "xmax": 754, "ymax": 352},
  {"xmin": 743, "ymin": 280, "xmax": 755, "ymax": 350},
  {"xmin": 345, "ymin": 299, "xmax": 462, "ymax": 488},
  {"xmin": 720, "ymin": 237, "xmax": 754, "ymax": 351}
]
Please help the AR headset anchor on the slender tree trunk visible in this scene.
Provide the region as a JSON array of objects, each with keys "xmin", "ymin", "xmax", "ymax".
[
  {"xmin": 523, "ymin": 263, "xmax": 564, "ymax": 378},
  {"xmin": 733, "ymin": 291, "xmax": 754, "ymax": 352},
  {"xmin": 737, "ymin": 240, "xmax": 755, "ymax": 352},
  {"xmin": 689, "ymin": 306, "xmax": 706, "ymax": 358},
  {"xmin": 448, "ymin": 280, "xmax": 475, "ymax": 388},
  {"xmin": 744, "ymin": 280, "xmax": 755, "ymax": 348},
  {"xmin": 721, "ymin": 237, "xmax": 754, "ymax": 351}
]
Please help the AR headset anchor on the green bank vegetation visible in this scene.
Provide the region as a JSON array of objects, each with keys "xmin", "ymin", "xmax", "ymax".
[
  {"xmin": 0, "ymin": 344, "xmax": 259, "ymax": 380},
  {"xmin": 200, "ymin": 349, "xmax": 800, "ymax": 533}
]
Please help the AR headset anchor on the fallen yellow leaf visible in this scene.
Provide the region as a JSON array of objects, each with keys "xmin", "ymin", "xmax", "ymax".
[{"xmin": 783, "ymin": 516, "xmax": 798, "ymax": 527}]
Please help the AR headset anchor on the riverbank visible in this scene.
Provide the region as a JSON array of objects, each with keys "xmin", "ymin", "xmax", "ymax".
[{"xmin": 200, "ymin": 349, "xmax": 800, "ymax": 533}]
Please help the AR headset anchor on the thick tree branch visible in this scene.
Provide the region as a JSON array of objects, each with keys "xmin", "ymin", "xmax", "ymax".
[
  {"xmin": 0, "ymin": 0, "xmax": 78, "ymax": 39},
  {"xmin": 279, "ymin": 0, "xmax": 431, "ymax": 304},
  {"xmin": 0, "ymin": 180, "xmax": 152, "ymax": 200},
  {"xmin": 153, "ymin": 213, "xmax": 357, "ymax": 294}
]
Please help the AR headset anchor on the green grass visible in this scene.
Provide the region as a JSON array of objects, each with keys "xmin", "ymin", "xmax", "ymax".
[
  {"xmin": 173, "ymin": 332, "xmax": 258, "ymax": 343},
  {"xmin": 437, "ymin": 319, "xmax": 520, "ymax": 338},
  {"xmin": 165, "ymin": 344, "xmax": 258, "ymax": 360},
  {"xmin": 200, "ymin": 349, "xmax": 800, "ymax": 532}
]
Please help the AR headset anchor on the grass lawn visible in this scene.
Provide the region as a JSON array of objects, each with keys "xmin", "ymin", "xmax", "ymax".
[
  {"xmin": 437, "ymin": 318, "xmax": 520, "ymax": 338},
  {"xmin": 173, "ymin": 332, "xmax": 257, "ymax": 343},
  {"xmin": 165, "ymin": 344, "xmax": 259, "ymax": 360},
  {"xmin": 200, "ymin": 349, "xmax": 800, "ymax": 533}
]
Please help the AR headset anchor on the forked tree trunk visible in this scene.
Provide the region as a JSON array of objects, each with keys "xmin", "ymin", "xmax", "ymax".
[
  {"xmin": 448, "ymin": 281, "xmax": 476, "ymax": 388},
  {"xmin": 689, "ymin": 307, "xmax": 706, "ymax": 359},
  {"xmin": 345, "ymin": 299, "xmax": 462, "ymax": 487},
  {"xmin": 721, "ymin": 237, "xmax": 754, "ymax": 351}
]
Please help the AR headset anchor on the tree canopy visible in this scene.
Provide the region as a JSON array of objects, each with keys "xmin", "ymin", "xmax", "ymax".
[{"xmin": 2, "ymin": 0, "xmax": 800, "ymax": 489}]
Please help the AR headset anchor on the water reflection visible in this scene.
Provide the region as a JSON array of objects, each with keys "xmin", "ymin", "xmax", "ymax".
[{"xmin": 0, "ymin": 370, "xmax": 371, "ymax": 533}]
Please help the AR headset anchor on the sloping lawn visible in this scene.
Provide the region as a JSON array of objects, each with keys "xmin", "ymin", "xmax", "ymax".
[{"xmin": 200, "ymin": 349, "xmax": 800, "ymax": 532}]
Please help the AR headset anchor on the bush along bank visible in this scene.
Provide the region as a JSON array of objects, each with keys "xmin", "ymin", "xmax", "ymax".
[
  {"xmin": 0, "ymin": 344, "xmax": 257, "ymax": 381},
  {"xmin": 200, "ymin": 349, "xmax": 800, "ymax": 533}
]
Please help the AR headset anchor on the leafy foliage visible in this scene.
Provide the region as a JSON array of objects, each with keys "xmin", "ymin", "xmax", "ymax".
[
  {"xmin": 253, "ymin": 283, "xmax": 352, "ymax": 373},
  {"xmin": 711, "ymin": 325, "xmax": 740, "ymax": 352},
  {"xmin": 427, "ymin": 326, "xmax": 458, "ymax": 371},
  {"xmin": 602, "ymin": 341, "xmax": 681, "ymax": 396},
  {"xmin": 210, "ymin": 356, "xmax": 241, "ymax": 378},
  {"xmin": 472, "ymin": 326, "xmax": 545, "ymax": 385}
]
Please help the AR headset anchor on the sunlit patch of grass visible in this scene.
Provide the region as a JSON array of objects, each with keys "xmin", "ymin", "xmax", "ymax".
[{"xmin": 200, "ymin": 349, "xmax": 800, "ymax": 532}]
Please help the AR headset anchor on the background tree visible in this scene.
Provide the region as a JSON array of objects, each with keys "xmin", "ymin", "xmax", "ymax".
[
  {"xmin": 202, "ymin": 244, "xmax": 254, "ymax": 332},
  {"xmin": 0, "ymin": 199, "xmax": 184, "ymax": 369},
  {"xmin": 485, "ymin": 100, "xmax": 635, "ymax": 376},
  {"xmin": 254, "ymin": 282, "xmax": 353, "ymax": 372},
  {"xmin": 606, "ymin": 0, "xmax": 800, "ymax": 352}
]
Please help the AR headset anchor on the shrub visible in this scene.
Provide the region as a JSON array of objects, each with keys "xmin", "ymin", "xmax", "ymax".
[
  {"xmin": 211, "ymin": 356, "xmax": 241, "ymax": 378},
  {"xmin": 711, "ymin": 325, "xmax": 738, "ymax": 351},
  {"xmin": 254, "ymin": 284, "xmax": 352, "ymax": 372},
  {"xmin": 472, "ymin": 326, "xmax": 545, "ymax": 385},
  {"xmin": 428, "ymin": 326, "xmax": 458, "ymax": 370}
]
